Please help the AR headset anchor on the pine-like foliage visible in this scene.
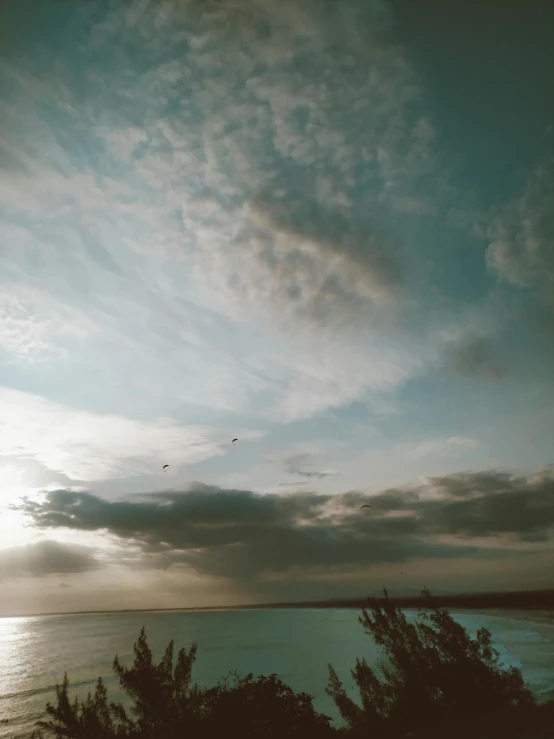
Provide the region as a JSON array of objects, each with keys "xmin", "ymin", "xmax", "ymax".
[
  {"xmin": 326, "ymin": 588, "xmax": 547, "ymax": 738},
  {"xmin": 32, "ymin": 626, "xmax": 332, "ymax": 739}
]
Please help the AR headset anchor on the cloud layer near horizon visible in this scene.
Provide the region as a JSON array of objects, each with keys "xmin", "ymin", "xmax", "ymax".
[
  {"xmin": 15, "ymin": 467, "xmax": 553, "ymax": 585},
  {"xmin": 0, "ymin": 540, "xmax": 98, "ymax": 579}
]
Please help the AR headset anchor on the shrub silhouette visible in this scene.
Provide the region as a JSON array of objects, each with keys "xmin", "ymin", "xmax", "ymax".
[
  {"xmin": 326, "ymin": 587, "xmax": 551, "ymax": 738},
  {"xmin": 201, "ymin": 671, "xmax": 335, "ymax": 738},
  {"xmin": 32, "ymin": 591, "xmax": 553, "ymax": 739},
  {"xmin": 32, "ymin": 626, "xmax": 333, "ymax": 739}
]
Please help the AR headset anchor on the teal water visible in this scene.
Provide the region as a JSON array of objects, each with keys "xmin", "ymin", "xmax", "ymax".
[{"xmin": 0, "ymin": 608, "xmax": 553, "ymax": 738}]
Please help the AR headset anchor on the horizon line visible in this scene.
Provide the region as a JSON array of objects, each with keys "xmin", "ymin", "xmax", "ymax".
[{"xmin": 2, "ymin": 586, "xmax": 554, "ymax": 620}]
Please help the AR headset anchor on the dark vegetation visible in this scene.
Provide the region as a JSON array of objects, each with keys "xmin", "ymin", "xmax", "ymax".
[
  {"xmin": 31, "ymin": 589, "xmax": 554, "ymax": 739},
  {"xmin": 307, "ymin": 587, "xmax": 554, "ymax": 613}
]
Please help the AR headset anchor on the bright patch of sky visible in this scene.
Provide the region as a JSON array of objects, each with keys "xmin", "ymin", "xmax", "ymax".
[{"xmin": 0, "ymin": 0, "xmax": 552, "ymax": 613}]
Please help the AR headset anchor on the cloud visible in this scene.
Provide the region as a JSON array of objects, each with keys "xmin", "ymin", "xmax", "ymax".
[
  {"xmin": 419, "ymin": 469, "xmax": 554, "ymax": 542},
  {"xmin": 283, "ymin": 452, "xmax": 337, "ymax": 479},
  {"xmin": 0, "ymin": 540, "xmax": 98, "ymax": 579},
  {"xmin": 0, "ymin": 0, "xmax": 464, "ymax": 425},
  {"xmin": 0, "ymin": 387, "xmax": 251, "ymax": 481},
  {"xmin": 0, "ymin": 286, "xmax": 93, "ymax": 364},
  {"xmin": 486, "ymin": 160, "xmax": 554, "ymax": 306},
  {"xmin": 421, "ymin": 470, "xmax": 518, "ymax": 499},
  {"xmin": 0, "ymin": 454, "xmax": 76, "ymax": 488},
  {"xmin": 446, "ymin": 334, "xmax": 506, "ymax": 380},
  {"xmin": 0, "ymin": 291, "xmax": 62, "ymax": 362},
  {"xmin": 229, "ymin": 195, "xmax": 403, "ymax": 333},
  {"xmin": 399, "ymin": 437, "xmax": 477, "ymax": 460},
  {"xmin": 17, "ymin": 468, "xmax": 553, "ymax": 582}
]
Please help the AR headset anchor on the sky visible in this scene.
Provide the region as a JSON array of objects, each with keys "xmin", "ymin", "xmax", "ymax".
[{"xmin": 0, "ymin": 0, "xmax": 553, "ymax": 617}]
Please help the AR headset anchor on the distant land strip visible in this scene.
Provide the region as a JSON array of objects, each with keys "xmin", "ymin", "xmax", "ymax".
[{"xmin": 7, "ymin": 589, "xmax": 554, "ymax": 619}]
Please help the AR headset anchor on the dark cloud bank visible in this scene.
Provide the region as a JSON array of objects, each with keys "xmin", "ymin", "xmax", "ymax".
[
  {"xmin": 16, "ymin": 469, "xmax": 554, "ymax": 586},
  {"xmin": 0, "ymin": 540, "xmax": 98, "ymax": 579}
]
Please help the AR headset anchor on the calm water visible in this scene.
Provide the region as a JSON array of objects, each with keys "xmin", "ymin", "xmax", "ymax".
[{"xmin": 1, "ymin": 608, "xmax": 553, "ymax": 738}]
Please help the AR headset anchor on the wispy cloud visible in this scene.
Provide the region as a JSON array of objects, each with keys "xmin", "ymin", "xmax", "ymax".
[
  {"xmin": 0, "ymin": 0, "xmax": 468, "ymax": 425},
  {"xmin": 283, "ymin": 452, "xmax": 337, "ymax": 480},
  {"xmin": 399, "ymin": 437, "xmax": 478, "ymax": 461},
  {"xmin": 0, "ymin": 286, "xmax": 93, "ymax": 363},
  {"xmin": 486, "ymin": 159, "xmax": 554, "ymax": 305},
  {"xmin": 446, "ymin": 334, "xmax": 506, "ymax": 380},
  {"xmin": 0, "ymin": 292, "xmax": 62, "ymax": 362},
  {"xmin": 0, "ymin": 387, "xmax": 248, "ymax": 481}
]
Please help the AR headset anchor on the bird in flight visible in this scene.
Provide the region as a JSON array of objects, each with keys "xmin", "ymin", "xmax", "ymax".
[{"xmin": 162, "ymin": 464, "xmax": 169, "ymax": 470}]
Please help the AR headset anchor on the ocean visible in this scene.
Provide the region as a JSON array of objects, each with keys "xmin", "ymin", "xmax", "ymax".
[{"xmin": 1, "ymin": 608, "xmax": 553, "ymax": 738}]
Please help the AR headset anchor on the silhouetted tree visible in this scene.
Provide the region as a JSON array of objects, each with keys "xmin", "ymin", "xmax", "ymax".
[
  {"xmin": 326, "ymin": 588, "xmax": 540, "ymax": 738},
  {"xmin": 110, "ymin": 627, "xmax": 204, "ymax": 738},
  {"xmin": 32, "ymin": 627, "xmax": 333, "ymax": 739},
  {"xmin": 32, "ymin": 673, "xmax": 121, "ymax": 739},
  {"xmin": 202, "ymin": 671, "xmax": 334, "ymax": 737}
]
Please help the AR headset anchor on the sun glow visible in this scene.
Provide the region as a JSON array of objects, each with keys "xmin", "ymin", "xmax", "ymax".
[{"xmin": 0, "ymin": 466, "xmax": 51, "ymax": 548}]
